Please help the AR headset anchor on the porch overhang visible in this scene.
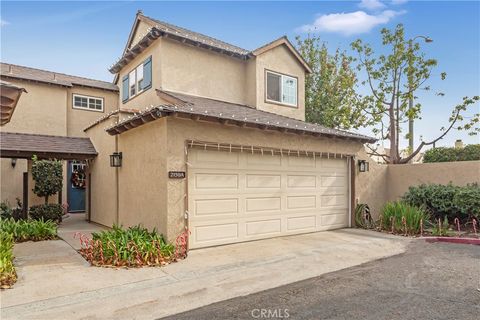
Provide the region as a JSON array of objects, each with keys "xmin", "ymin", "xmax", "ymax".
[
  {"xmin": 0, "ymin": 132, "xmax": 98, "ymax": 160},
  {"xmin": 1, "ymin": 80, "xmax": 27, "ymax": 125}
]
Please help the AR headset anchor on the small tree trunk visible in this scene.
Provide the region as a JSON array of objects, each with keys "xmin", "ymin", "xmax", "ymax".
[{"xmin": 45, "ymin": 195, "xmax": 49, "ymax": 204}]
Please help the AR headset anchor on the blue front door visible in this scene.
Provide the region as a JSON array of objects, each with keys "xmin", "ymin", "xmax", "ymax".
[{"xmin": 67, "ymin": 161, "xmax": 86, "ymax": 212}]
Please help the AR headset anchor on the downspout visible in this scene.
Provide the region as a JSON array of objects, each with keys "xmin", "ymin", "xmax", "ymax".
[{"xmin": 115, "ymin": 130, "xmax": 120, "ymax": 225}]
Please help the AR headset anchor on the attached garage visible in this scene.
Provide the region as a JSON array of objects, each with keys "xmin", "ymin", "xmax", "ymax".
[{"xmin": 187, "ymin": 147, "xmax": 350, "ymax": 248}]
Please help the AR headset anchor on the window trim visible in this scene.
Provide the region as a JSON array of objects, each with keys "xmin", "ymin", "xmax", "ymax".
[
  {"xmin": 72, "ymin": 94, "xmax": 104, "ymax": 113},
  {"xmin": 264, "ymin": 69, "xmax": 298, "ymax": 108}
]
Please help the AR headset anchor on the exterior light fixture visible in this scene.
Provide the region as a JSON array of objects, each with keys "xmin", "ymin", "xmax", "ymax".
[
  {"xmin": 358, "ymin": 160, "xmax": 369, "ymax": 172},
  {"xmin": 110, "ymin": 152, "xmax": 123, "ymax": 167},
  {"xmin": 11, "ymin": 158, "xmax": 17, "ymax": 168}
]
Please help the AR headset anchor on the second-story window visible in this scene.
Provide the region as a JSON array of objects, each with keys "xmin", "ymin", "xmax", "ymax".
[
  {"xmin": 122, "ymin": 56, "xmax": 152, "ymax": 103},
  {"xmin": 73, "ymin": 94, "xmax": 104, "ymax": 112},
  {"xmin": 266, "ymin": 70, "xmax": 298, "ymax": 107}
]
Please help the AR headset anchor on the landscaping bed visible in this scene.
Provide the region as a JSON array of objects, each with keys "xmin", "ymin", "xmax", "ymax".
[
  {"xmin": 76, "ymin": 225, "xmax": 188, "ymax": 268},
  {"xmin": 0, "ymin": 218, "xmax": 59, "ymax": 288},
  {"xmin": 356, "ymin": 183, "xmax": 479, "ymax": 241}
]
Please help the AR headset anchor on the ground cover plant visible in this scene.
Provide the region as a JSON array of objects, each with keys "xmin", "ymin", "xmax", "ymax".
[
  {"xmin": 0, "ymin": 218, "xmax": 58, "ymax": 242},
  {"xmin": 76, "ymin": 225, "xmax": 185, "ymax": 268},
  {"xmin": 0, "ymin": 232, "xmax": 16, "ymax": 288},
  {"xmin": 378, "ymin": 201, "xmax": 428, "ymax": 236}
]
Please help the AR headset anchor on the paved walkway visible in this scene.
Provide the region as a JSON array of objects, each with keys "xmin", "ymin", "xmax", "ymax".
[
  {"xmin": 58, "ymin": 213, "xmax": 107, "ymax": 250},
  {"xmin": 1, "ymin": 228, "xmax": 409, "ymax": 320}
]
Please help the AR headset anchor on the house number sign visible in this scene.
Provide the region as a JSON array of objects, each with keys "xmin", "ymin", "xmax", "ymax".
[{"xmin": 168, "ymin": 171, "xmax": 186, "ymax": 179}]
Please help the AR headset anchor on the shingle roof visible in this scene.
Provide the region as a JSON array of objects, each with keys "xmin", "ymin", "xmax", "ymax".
[
  {"xmin": 0, "ymin": 132, "xmax": 97, "ymax": 160},
  {"xmin": 106, "ymin": 90, "xmax": 376, "ymax": 143},
  {"xmin": 0, "ymin": 63, "xmax": 118, "ymax": 91}
]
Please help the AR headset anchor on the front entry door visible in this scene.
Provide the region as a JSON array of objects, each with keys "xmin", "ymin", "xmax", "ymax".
[{"xmin": 67, "ymin": 160, "xmax": 86, "ymax": 212}]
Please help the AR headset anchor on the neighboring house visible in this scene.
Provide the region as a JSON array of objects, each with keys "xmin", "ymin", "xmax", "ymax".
[
  {"xmin": 366, "ymin": 145, "xmax": 424, "ymax": 164},
  {"xmin": 0, "ymin": 63, "xmax": 120, "ymax": 212},
  {"xmin": 1, "ymin": 11, "xmax": 376, "ymax": 250}
]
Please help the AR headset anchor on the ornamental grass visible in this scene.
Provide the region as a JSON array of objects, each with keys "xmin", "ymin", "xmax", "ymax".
[
  {"xmin": 379, "ymin": 201, "xmax": 429, "ymax": 236},
  {"xmin": 77, "ymin": 225, "xmax": 188, "ymax": 268},
  {"xmin": 0, "ymin": 218, "xmax": 58, "ymax": 242}
]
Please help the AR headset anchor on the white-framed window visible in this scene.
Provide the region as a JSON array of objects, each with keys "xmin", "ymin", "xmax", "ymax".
[
  {"xmin": 265, "ymin": 70, "xmax": 298, "ymax": 107},
  {"xmin": 72, "ymin": 94, "xmax": 104, "ymax": 112},
  {"xmin": 128, "ymin": 63, "xmax": 146, "ymax": 98}
]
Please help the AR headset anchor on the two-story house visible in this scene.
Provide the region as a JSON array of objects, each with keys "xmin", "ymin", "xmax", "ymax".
[
  {"xmin": 0, "ymin": 63, "xmax": 122, "ymax": 213},
  {"xmin": 82, "ymin": 11, "xmax": 375, "ymax": 249}
]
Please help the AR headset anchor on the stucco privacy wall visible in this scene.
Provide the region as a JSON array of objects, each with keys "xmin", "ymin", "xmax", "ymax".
[
  {"xmin": 117, "ymin": 119, "xmax": 168, "ymax": 235},
  {"xmin": 85, "ymin": 117, "xmax": 118, "ymax": 227},
  {"xmin": 165, "ymin": 117, "xmax": 363, "ymax": 241},
  {"xmin": 386, "ymin": 160, "xmax": 480, "ymax": 200},
  {"xmin": 0, "ymin": 159, "xmax": 27, "ymax": 205}
]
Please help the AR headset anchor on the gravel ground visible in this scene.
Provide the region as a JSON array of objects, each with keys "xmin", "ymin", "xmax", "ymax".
[{"xmin": 163, "ymin": 240, "xmax": 480, "ymax": 320}]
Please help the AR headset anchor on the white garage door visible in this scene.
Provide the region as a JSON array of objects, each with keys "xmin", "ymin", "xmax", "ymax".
[{"xmin": 187, "ymin": 148, "xmax": 350, "ymax": 249}]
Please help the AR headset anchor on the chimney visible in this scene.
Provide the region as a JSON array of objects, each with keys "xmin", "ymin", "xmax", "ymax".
[
  {"xmin": 8, "ymin": 65, "xmax": 13, "ymax": 74},
  {"xmin": 137, "ymin": 9, "xmax": 143, "ymax": 15},
  {"xmin": 455, "ymin": 139, "xmax": 463, "ymax": 149}
]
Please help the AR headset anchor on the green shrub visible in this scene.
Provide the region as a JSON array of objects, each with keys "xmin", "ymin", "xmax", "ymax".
[
  {"xmin": 379, "ymin": 201, "xmax": 428, "ymax": 235},
  {"xmin": 0, "ymin": 201, "xmax": 13, "ymax": 220},
  {"xmin": 29, "ymin": 203, "xmax": 63, "ymax": 222},
  {"xmin": 0, "ymin": 232, "xmax": 16, "ymax": 288},
  {"xmin": 402, "ymin": 183, "xmax": 480, "ymax": 222},
  {"xmin": 423, "ymin": 144, "xmax": 480, "ymax": 163},
  {"xmin": 0, "ymin": 218, "xmax": 57, "ymax": 242},
  {"xmin": 78, "ymin": 225, "xmax": 175, "ymax": 267}
]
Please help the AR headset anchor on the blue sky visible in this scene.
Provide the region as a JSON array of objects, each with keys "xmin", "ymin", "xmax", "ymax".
[{"xmin": 1, "ymin": 1, "xmax": 479, "ymax": 148}]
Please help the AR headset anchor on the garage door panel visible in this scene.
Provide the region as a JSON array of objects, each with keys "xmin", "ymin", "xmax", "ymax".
[
  {"xmin": 286, "ymin": 195, "xmax": 316, "ymax": 210},
  {"xmin": 188, "ymin": 149, "xmax": 349, "ymax": 249},
  {"xmin": 194, "ymin": 173, "xmax": 239, "ymax": 190},
  {"xmin": 246, "ymin": 174, "xmax": 281, "ymax": 188},
  {"xmin": 245, "ymin": 197, "xmax": 281, "ymax": 213},
  {"xmin": 287, "ymin": 215, "xmax": 316, "ymax": 231},
  {"xmin": 245, "ymin": 219, "xmax": 281, "ymax": 236},
  {"xmin": 194, "ymin": 223, "xmax": 239, "ymax": 244},
  {"xmin": 287, "ymin": 175, "xmax": 317, "ymax": 188},
  {"xmin": 194, "ymin": 198, "xmax": 239, "ymax": 216}
]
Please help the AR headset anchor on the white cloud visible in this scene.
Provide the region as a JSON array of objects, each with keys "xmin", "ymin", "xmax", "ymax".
[
  {"xmin": 0, "ymin": 19, "xmax": 9, "ymax": 27},
  {"xmin": 359, "ymin": 0, "xmax": 386, "ymax": 11},
  {"xmin": 297, "ymin": 10, "xmax": 406, "ymax": 36},
  {"xmin": 391, "ymin": 0, "xmax": 408, "ymax": 4}
]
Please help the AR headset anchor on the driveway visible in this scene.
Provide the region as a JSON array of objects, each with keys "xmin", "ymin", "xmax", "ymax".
[
  {"xmin": 1, "ymin": 228, "xmax": 408, "ymax": 320},
  {"xmin": 166, "ymin": 241, "xmax": 480, "ymax": 320}
]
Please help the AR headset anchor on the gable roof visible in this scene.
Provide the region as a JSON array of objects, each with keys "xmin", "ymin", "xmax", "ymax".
[
  {"xmin": 106, "ymin": 90, "xmax": 375, "ymax": 144},
  {"xmin": 109, "ymin": 12, "xmax": 311, "ymax": 74},
  {"xmin": 0, "ymin": 63, "xmax": 118, "ymax": 91}
]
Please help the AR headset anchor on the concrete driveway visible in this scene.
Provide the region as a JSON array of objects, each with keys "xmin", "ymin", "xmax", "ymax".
[
  {"xmin": 1, "ymin": 229, "xmax": 408, "ymax": 320},
  {"xmin": 167, "ymin": 240, "xmax": 480, "ymax": 320}
]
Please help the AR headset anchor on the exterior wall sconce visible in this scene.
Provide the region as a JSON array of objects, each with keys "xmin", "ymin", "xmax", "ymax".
[
  {"xmin": 11, "ymin": 158, "xmax": 17, "ymax": 168},
  {"xmin": 110, "ymin": 152, "xmax": 122, "ymax": 167},
  {"xmin": 358, "ymin": 160, "xmax": 369, "ymax": 172}
]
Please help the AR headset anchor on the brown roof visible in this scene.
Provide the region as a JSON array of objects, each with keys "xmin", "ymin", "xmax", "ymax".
[
  {"xmin": 106, "ymin": 90, "xmax": 375, "ymax": 143},
  {"xmin": 1, "ymin": 63, "xmax": 118, "ymax": 91},
  {"xmin": 83, "ymin": 108, "xmax": 139, "ymax": 132},
  {"xmin": 110, "ymin": 13, "xmax": 311, "ymax": 74},
  {"xmin": 0, "ymin": 132, "xmax": 97, "ymax": 160}
]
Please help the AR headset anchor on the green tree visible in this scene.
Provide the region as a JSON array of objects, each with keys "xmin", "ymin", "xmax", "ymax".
[
  {"xmin": 296, "ymin": 35, "xmax": 359, "ymax": 129},
  {"xmin": 31, "ymin": 156, "xmax": 63, "ymax": 203},
  {"xmin": 351, "ymin": 24, "xmax": 479, "ymax": 164}
]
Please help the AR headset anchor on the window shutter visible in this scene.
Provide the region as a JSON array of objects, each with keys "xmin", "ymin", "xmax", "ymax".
[
  {"xmin": 122, "ymin": 75, "xmax": 129, "ymax": 102},
  {"xmin": 142, "ymin": 56, "xmax": 152, "ymax": 90}
]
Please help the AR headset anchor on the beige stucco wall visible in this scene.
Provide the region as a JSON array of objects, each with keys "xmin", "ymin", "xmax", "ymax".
[
  {"xmin": 129, "ymin": 20, "xmax": 152, "ymax": 49},
  {"xmin": 1, "ymin": 79, "xmax": 68, "ymax": 136},
  {"xmin": 85, "ymin": 117, "xmax": 118, "ymax": 227},
  {"xmin": 386, "ymin": 160, "xmax": 480, "ymax": 201},
  {"xmin": 160, "ymin": 38, "xmax": 247, "ymax": 105},
  {"xmin": 116, "ymin": 119, "xmax": 168, "ymax": 234},
  {"xmin": 67, "ymin": 87, "xmax": 118, "ymax": 137},
  {"xmin": 254, "ymin": 45, "xmax": 306, "ymax": 121},
  {"xmin": 0, "ymin": 159, "xmax": 27, "ymax": 206}
]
